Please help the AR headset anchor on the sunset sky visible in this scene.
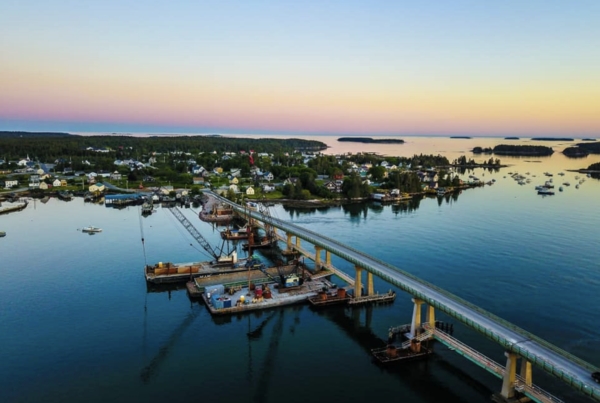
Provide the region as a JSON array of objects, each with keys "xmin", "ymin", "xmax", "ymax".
[{"xmin": 1, "ymin": 1, "xmax": 599, "ymax": 136}]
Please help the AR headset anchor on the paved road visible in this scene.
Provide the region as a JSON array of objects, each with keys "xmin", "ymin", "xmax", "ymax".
[{"xmin": 206, "ymin": 190, "xmax": 600, "ymax": 401}]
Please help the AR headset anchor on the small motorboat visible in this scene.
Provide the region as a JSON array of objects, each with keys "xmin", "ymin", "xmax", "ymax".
[
  {"xmin": 82, "ymin": 226, "xmax": 102, "ymax": 233},
  {"xmin": 0, "ymin": 231, "xmax": 6, "ymax": 237}
]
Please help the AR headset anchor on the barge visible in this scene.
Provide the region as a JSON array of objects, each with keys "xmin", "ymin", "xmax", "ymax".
[
  {"xmin": 201, "ymin": 279, "xmax": 329, "ymax": 315},
  {"xmin": 371, "ymin": 339, "xmax": 433, "ymax": 365}
]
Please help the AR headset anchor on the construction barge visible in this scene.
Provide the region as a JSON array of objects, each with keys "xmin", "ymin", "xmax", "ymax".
[
  {"xmin": 144, "ymin": 251, "xmax": 251, "ymax": 284},
  {"xmin": 186, "ymin": 263, "xmax": 306, "ymax": 297},
  {"xmin": 371, "ymin": 339, "xmax": 433, "ymax": 365},
  {"xmin": 201, "ymin": 278, "xmax": 331, "ymax": 315}
]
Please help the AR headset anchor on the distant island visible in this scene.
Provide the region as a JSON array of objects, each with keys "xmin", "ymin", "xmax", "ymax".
[
  {"xmin": 563, "ymin": 147, "xmax": 589, "ymax": 158},
  {"xmin": 581, "ymin": 138, "xmax": 596, "ymax": 141},
  {"xmin": 473, "ymin": 144, "xmax": 553, "ymax": 156},
  {"xmin": 531, "ymin": 137, "xmax": 574, "ymax": 141},
  {"xmin": 337, "ymin": 137, "xmax": 405, "ymax": 144},
  {"xmin": 504, "ymin": 137, "xmax": 520, "ymax": 140},
  {"xmin": 575, "ymin": 141, "xmax": 600, "ymax": 154},
  {"xmin": 450, "ymin": 136, "xmax": 472, "ymax": 139},
  {"xmin": 0, "ymin": 131, "xmax": 72, "ymax": 138}
]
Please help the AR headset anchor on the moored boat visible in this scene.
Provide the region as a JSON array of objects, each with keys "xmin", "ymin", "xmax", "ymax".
[
  {"xmin": 82, "ymin": 225, "xmax": 102, "ymax": 233},
  {"xmin": 0, "ymin": 231, "xmax": 6, "ymax": 237},
  {"xmin": 538, "ymin": 189, "xmax": 555, "ymax": 195}
]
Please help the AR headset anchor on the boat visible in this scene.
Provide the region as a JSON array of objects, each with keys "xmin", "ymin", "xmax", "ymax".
[
  {"xmin": 544, "ymin": 181, "xmax": 554, "ymax": 189},
  {"xmin": 563, "ymin": 182, "xmax": 570, "ymax": 186},
  {"xmin": 57, "ymin": 191, "xmax": 73, "ymax": 201},
  {"xmin": 0, "ymin": 231, "xmax": 6, "ymax": 237},
  {"xmin": 559, "ymin": 187, "xmax": 563, "ymax": 192},
  {"xmin": 576, "ymin": 184, "xmax": 580, "ymax": 189},
  {"xmin": 82, "ymin": 226, "xmax": 102, "ymax": 233},
  {"xmin": 141, "ymin": 202, "xmax": 153, "ymax": 215},
  {"xmin": 538, "ymin": 189, "xmax": 555, "ymax": 195}
]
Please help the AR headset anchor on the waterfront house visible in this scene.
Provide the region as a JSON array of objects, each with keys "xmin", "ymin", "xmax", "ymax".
[
  {"xmin": 61, "ymin": 180, "xmax": 68, "ymax": 187},
  {"xmin": 53, "ymin": 179, "xmax": 62, "ymax": 187},
  {"xmin": 4, "ymin": 180, "xmax": 18, "ymax": 189},
  {"xmin": 89, "ymin": 183, "xmax": 105, "ymax": 193},
  {"xmin": 246, "ymin": 186, "xmax": 255, "ymax": 196},
  {"xmin": 261, "ymin": 184, "xmax": 275, "ymax": 193},
  {"xmin": 284, "ymin": 177, "xmax": 299, "ymax": 186},
  {"xmin": 324, "ymin": 181, "xmax": 342, "ymax": 193},
  {"xmin": 39, "ymin": 182, "xmax": 49, "ymax": 190}
]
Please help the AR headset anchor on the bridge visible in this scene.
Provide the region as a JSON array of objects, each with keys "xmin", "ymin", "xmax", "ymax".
[{"xmin": 205, "ymin": 191, "xmax": 600, "ymax": 402}]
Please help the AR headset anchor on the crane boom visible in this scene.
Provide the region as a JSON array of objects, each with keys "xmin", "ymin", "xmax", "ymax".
[{"xmin": 167, "ymin": 206, "xmax": 220, "ymax": 260}]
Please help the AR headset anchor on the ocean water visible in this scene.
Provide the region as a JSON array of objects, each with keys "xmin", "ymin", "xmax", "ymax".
[{"xmin": 1, "ymin": 137, "xmax": 599, "ymax": 403}]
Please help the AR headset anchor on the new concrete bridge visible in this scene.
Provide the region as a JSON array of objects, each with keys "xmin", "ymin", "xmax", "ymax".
[{"xmin": 205, "ymin": 191, "xmax": 600, "ymax": 402}]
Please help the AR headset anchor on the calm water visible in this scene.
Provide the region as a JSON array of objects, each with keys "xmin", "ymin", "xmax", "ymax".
[{"xmin": 1, "ymin": 137, "xmax": 600, "ymax": 403}]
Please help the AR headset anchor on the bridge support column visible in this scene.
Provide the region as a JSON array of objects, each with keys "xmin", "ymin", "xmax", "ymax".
[
  {"xmin": 520, "ymin": 359, "xmax": 532, "ymax": 386},
  {"xmin": 295, "ymin": 237, "xmax": 301, "ymax": 248},
  {"xmin": 354, "ymin": 266, "xmax": 363, "ymax": 298},
  {"xmin": 366, "ymin": 272, "xmax": 374, "ymax": 296},
  {"xmin": 314, "ymin": 246, "xmax": 322, "ymax": 271},
  {"xmin": 326, "ymin": 251, "xmax": 331, "ymax": 266},
  {"xmin": 500, "ymin": 352, "xmax": 518, "ymax": 399},
  {"xmin": 426, "ymin": 304, "xmax": 435, "ymax": 328},
  {"xmin": 410, "ymin": 299, "xmax": 424, "ymax": 338},
  {"xmin": 286, "ymin": 233, "xmax": 292, "ymax": 249}
]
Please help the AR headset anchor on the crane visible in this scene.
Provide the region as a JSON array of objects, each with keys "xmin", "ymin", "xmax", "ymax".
[{"xmin": 166, "ymin": 206, "xmax": 222, "ymax": 261}]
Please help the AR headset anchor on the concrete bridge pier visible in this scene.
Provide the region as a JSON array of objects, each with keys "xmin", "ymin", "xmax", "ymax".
[
  {"xmin": 520, "ymin": 359, "xmax": 532, "ymax": 386},
  {"xmin": 326, "ymin": 250, "xmax": 331, "ymax": 266},
  {"xmin": 410, "ymin": 298, "xmax": 424, "ymax": 338},
  {"xmin": 366, "ymin": 272, "xmax": 374, "ymax": 296},
  {"xmin": 314, "ymin": 246, "xmax": 323, "ymax": 272},
  {"xmin": 426, "ymin": 304, "xmax": 435, "ymax": 327},
  {"xmin": 499, "ymin": 352, "xmax": 518, "ymax": 401},
  {"xmin": 354, "ymin": 266, "xmax": 363, "ymax": 298},
  {"xmin": 295, "ymin": 236, "xmax": 301, "ymax": 248},
  {"xmin": 286, "ymin": 233, "xmax": 292, "ymax": 249}
]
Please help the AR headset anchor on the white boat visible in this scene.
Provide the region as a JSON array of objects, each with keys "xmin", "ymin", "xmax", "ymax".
[{"xmin": 82, "ymin": 226, "xmax": 103, "ymax": 233}]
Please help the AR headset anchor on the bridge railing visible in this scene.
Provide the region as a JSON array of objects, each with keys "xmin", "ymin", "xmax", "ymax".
[{"xmin": 210, "ymin": 192, "xmax": 600, "ymax": 398}]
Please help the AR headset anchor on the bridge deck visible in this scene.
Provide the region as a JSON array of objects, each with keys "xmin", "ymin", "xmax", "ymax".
[{"xmin": 207, "ymin": 191, "xmax": 600, "ymax": 401}]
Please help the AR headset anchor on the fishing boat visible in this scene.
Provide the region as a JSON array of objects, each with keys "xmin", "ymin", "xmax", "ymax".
[
  {"xmin": 538, "ymin": 189, "xmax": 555, "ymax": 195},
  {"xmin": 82, "ymin": 225, "xmax": 102, "ymax": 233},
  {"xmin": 141, "ymin": 202, "xmax": 153, "ymax": 215},
  {"xmin": 57, "ymin": 191, "xmax": 73, "ymax": 201}
]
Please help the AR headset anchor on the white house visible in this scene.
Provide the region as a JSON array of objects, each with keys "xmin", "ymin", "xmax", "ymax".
[
  {"xmin": 110, "ymin": 171, "xmax": 122, "ymax": 180},
  {"xmin": 246, "ymin": 186, "xmax": 255, "ymax": 195},
  {"xmin": 230, "ymin": 168, "xmax": 242, "ymax": 178},
  {"xmin": 39, "ymin": 182, "xmax": 49, "ymax": 190},
  {"xmin": 229, "ymin": 184, "xmax": 239, "ymax": 193},
  {"xmin": 263, "ymin": 172, "xmax": 274, "ymax": 181},
  {"xmin": 52, "ymin": 179, "xmax": 62, "ymax": 187},
  {"xmin": 262, "ymin": 184, "xmax": 275, "ymax": 193},
  {"xmin": 4, "ymin": 180, "xmax": 18, "ymax": 189}
]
